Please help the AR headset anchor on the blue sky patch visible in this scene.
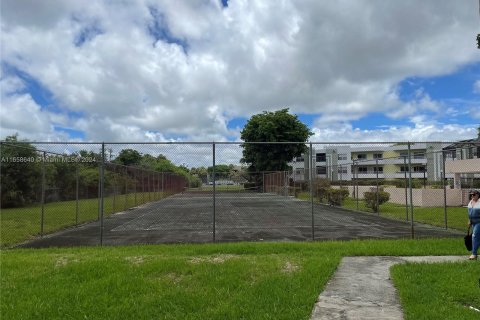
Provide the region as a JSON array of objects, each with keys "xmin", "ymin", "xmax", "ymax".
[
  {"xmin": 396, "ymin": 61, "xmax": 480, "ymax": 126},
  {"xmin": 2, "ymin": 63, "xmax": 88, "ymax": 139},
  {"xmin": 398, "ymin": 62, "xmax": 480, "ymax": 101},
  {"xmin": 3, "ymin": 63, "xmax": 56, "ymax": 109},
  {"xmin": 74, "ymin": 23, "xmax": 103, "ymax": 47},
  {"xmin": 227, "ymin": 117, "xmax": 248, "ymax": 129},
  {"xmin": 351, "ymin": 112, "xmax": 410, "ymax": 130},
  {"xmin": 53, "ymin": 126, "xmax": 85, "ymax": 139},
  {"xmin": 147, "ymin": 6, "xmax": 189, "ymax": 53}
]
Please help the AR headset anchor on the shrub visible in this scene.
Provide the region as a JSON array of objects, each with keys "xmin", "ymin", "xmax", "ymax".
[
  {"xmin": 243, "ymin": 182, "xmax": 257, "ymax": 189},
  {"xmin": 189, "ymin": 176, "xmax": 202, "ymax": 188},
  {"xmin": 363, "ymin": 190, "xmax": 390, "ymax": 213},
  {"xmin": 314, "ymin": 179, "xmax": 330, "ymax": 203},
  {"xmin": 353, "ymin": 179, "xmax": 386, "ymax": 186},
  {"xmin": 327, "ymin": 188, "xmax": 349, "ymax": 206}
]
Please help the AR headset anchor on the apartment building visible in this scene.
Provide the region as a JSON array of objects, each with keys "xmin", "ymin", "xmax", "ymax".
[
  {"xmin": 443, "ymin": 134, "xmax": 480, "ymax": 188},
  {"xmin": 291, "ymin": 143, "xmax": 449, "ymax": 182}
]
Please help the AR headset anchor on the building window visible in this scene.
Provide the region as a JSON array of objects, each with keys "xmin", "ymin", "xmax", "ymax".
[
  {"xmin": 358, "ymin": 166, "xmax": 368, "ymax": 173},
  {"xmin": 413, "ymin": 152, "xmax": 425, "ymax": 159},
  {"xmin": 316, "ymin": 166, "xmax": 326, "ymax": 174},
  {"xmin": 295, "ymin": 169, "xmax": 304, "ymax": 175},
  {"xmin": 357, "ymin": 154, "xmax": 367, "ymax": 160},
  {"xmin": 296, "ymin": 156, "xmax": 304, "ymax": 162},
  {"xmin": 338, "ymin": 167, "xmax": 347, "ymax": 174},
  {"xmin": 373, "ymin": 153, "xmax": 383, "ymax": 159},
  {"xmin": 413, "ymin": 166, "xmax": 425, "ymax": 172},
  {"xmin": 338, "ymin": 153, "xmax": 347, "ymax": 161},
  {"xmin": 316, "ymin": 153, "xmax": 326, "ymax": 162},
  {"xmin": 400, "ymin": 166, "xmax": 409, "ymax": 172},
  {"xmin": 373, "ymin": 166, "xmax": 383, "ymax": 173},
  {"xmin": 399, "ymin": 152, "xmax": 408, "ymax": 159}
]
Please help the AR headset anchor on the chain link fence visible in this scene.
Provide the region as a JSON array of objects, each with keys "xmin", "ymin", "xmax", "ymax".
[{"xmin": 1, "ymin": 141, "xmax": 478, "ymax": 247}]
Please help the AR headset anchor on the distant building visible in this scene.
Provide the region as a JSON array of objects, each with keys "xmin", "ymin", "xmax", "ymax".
[
  {"xmin": 443, "ymin": 128, "xmax": 480, "ymax": 189},
  {"xmin": 291, "ymin": 143, "xmax": 447, "ymax": 182}
]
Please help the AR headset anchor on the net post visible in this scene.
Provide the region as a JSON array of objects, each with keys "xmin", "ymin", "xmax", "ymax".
[
  {"xmin": 407, "ymin": 142, "xmax": 414, "ymax": 239},
  {"xmin": 212, "ymin": 142, "xmax": 216, "ymax": 242},
  {"xmin": 310, "ymin": 143, "xmax": 314, "ymax": 240},
  {"xmin": 40, "ymin": 151, "xmax": 46, "ymax": 237},
  {"xmin": 100, "ymin": 143, "xmax": 105, "ymax": 246}
]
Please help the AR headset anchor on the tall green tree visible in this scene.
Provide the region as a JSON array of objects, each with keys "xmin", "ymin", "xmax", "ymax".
[
  {"xmin": 115, "ymin": 149, "xmax": 142, "ymax": 166},
  {"xmin": 207, "ymin": 164, "xmax": 232, "ymax": 178},
  {"xmin": 0, "ymin": 134, "xmax": 41, "ymax": 207},
  {"xmin": 240, "ymin": 108, "xmax": 313, "ymax": 172}
]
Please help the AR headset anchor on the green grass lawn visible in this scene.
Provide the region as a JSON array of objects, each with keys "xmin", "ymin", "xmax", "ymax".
[
  {"xmin": 0, "ymin": 191, "xmax": 165, "ymax": 247},
  {"xmin": 297, "ymin": 192, "xmax": 468, "ymax": 232},
  {"xmin": 341, "ymin": 198, "xmax": 468, "ymax": 231},
  {"xmin": 1, "ymin": 239, "xmax": 477, "ymax": 320},
  {"xmin": 391, "ymin": 261, "xmax": 480, "ymax": 320}
]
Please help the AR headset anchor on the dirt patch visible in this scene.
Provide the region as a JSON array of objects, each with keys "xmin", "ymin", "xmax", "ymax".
[
  {"xmin": 164, "ymin": 272, "xmax": 184, "ymax": 284},
  {"xmin": 282, "ymin": 261, "xmax": 300, "ymax": 273},
  {"xmin": 55, "ymin": 257, "xmax": 69, "ymax": 268},
  {"xmin": 124, "ymin": 256, "xmax": 146, "ymax": 265},
  {"xmin": 189, "ymin": 254, "xmax": 240, "ymax": 264},
  {"xmin": 53, "ymin": 254, "xmax": 79, "ymax": 268}
]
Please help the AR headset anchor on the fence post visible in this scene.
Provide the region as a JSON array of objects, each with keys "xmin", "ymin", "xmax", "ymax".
[
  {"xmin": 212, "ymin": 143, "xmax": 216, "ymax": 242},
  {"xmin": 153, "ymin": 171, "xmax": 156, "ymax": 199},
  {"xmin": 76, "ymin": 164, "xmax": 79, "ymax": 227},
  {"xmin": 134, "ymin": 168, "xmax": 137, "ymax": 206},
  {"xmin": 404, "ymin": 156, "xmax": 409, "ymax": 221},
  {"xmin": 99, "ymin": 143, "xmax": 105, "ymax": 245},
  {"xmin": 407, "ymin": 142, "xmax": 414, "ymax": 238},
  {"xmin": 40, "ymin": 151, "xmax": 46, "ymax": 237},
  {"xmin": 354, "ymin": 160, "xmax": 359, "ymax": 210},
  {"xmin": 310, "ymin": 143, "xmax": 314, "ymax": 240},
  {"xmin": 442, "ymin": 151, "xmax": 448, "ymax": 229},
  {"xmin": 97, "ymin": 166, "xmax": 101, "ymax": 220},
  {"xmin": 112, "ymin": 166, "xmax": 116, "ymax": 213},
  {"xmin": 148, "ymin": 171, "xmax": 151, "ymax": 201},
  {"xmin": 423, "ymin": 170, "xmax": 426, "ymax": 189},
  {"xmin": 375, "ymin": 158, "xmax": 379, "ymax": 215},
  {"xmin": 142, "ymin": 170, "xmax": 145, "ymax": 204},
  {"xmin": 124, "ymin": 166, "xmax": 128, "ymax": 210},
  {"xmin": 293, "ymin": 166, "xmax": 296, "ymax": 197}
]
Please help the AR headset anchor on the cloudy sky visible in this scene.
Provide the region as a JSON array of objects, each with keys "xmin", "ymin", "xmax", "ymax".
[{"xmin": 1, "ymin": 0, "xmax": 480, "ymax": 143}]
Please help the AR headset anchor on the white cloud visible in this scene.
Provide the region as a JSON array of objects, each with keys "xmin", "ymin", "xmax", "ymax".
[
  {"xmin": 1, "ymin": 0, "xmax": 479, "ymax": 142},
  {"xmin": 311, "ymin": 116, "xmax": 478, "ymax": 143},
  {"xmin": 0, "ymin": 74, "xmax": 72, "ymax": 141},
  {"xmin": 474, "ymin": 80, "xmax": 480, "ymax": 94}
]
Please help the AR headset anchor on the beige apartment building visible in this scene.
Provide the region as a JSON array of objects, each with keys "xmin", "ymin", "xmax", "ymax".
[{"xmin": 292, "ymin": 137, "xmax": 479, "ymax": 185}]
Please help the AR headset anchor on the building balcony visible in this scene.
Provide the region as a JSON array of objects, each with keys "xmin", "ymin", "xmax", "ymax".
[
  {"xmin": 354, "ymin": 173, "xmax": 385, "ymax": 179},
  {"xmin": 388, "ymin": 157, "xmax": 427, "ymax": 165},
  {"xmin": 392, "ymin": 172, "xmax": 428, "ymax": 179}
]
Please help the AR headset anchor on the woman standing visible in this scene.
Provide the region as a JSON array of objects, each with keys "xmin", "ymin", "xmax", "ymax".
[{"xmin": 467, "ymin": 189, "xmax": 480, "ymax": 260}]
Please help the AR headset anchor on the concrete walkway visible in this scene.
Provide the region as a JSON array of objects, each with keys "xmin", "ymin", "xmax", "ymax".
[{"xmin": 310, "ymin": 255, "xmax": 466, "ymax": 320}]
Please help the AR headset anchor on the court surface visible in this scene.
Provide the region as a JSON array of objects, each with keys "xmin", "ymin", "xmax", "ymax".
[{"xmin": 19, "ymin": 191, "xmax": 462, "ymax": 248}]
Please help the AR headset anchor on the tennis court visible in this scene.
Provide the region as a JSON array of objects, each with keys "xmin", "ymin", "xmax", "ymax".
[{"xmin": 19, "ymin": 190, "xmax": 461, "ymax": 248}]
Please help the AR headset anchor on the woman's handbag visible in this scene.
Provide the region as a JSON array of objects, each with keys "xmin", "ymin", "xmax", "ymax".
[{"xmin": 464, "ymin": 225, "xmax": 472, "ymax": 251}]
